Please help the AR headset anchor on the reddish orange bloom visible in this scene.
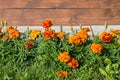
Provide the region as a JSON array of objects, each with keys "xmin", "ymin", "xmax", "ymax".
[
  {"xmin": 1, "ymin": 35, "xmax": 7, "ymax": 41},
  {"xmin": 43, "ymin": 30, "xmax": 55, "ymax": 39},
  {"xmin": 91, "ymin": 43, "xmax": 103, "ymax": 54},
  {"xmin": 42, "ymin": 20, "xmax": 53, "ymax": 29},
  {"xmin": 99, "ymin": 32, "xmax": 113, "ymax": 43},
  {"xmin": 30, "ymin": 30, "xmax": 41, "ymax": 39},
  {"xmin": 81, "ymin": 27, "xmax": 90, "ymax": 32},
  {"xmin": 0, "ymin": 28, "xmax": 2, "ymax": 34},
  {"xmin": 68, "ymin": 58, "xmax": 79, "ymax": 68},
  {"xmin": 56, "ymin": 32, "xmax": 65, "ymax": 39},
  {"xmin": 58, "ymin": 52, "xmax": 71, "ymax": 63},
  {"xmin": 56, "ymin": 71, "xmax": 69, "ymax": 78},
  {"xmin": 25, "ymin": 40, "xmax": 34, "ymax": 49}
]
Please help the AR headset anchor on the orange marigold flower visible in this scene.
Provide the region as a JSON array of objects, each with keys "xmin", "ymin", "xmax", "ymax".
[
  {"xmin": 30, "ymin": 30, "xmax": 41, "ymax": 39},
  {"xmin": 74, "ymin": 36, "xmax": 83, "ymax": 45},
  {"xmin": 81, "ymin": 27, "xmax": 90, "ymax": 32},
  {"xmin": 8, "ymin": 29, "xmax": 20, "ymax": 39},
  {"xmin": 76, "ymin": 30, "xmax": 88, "ymax": 40},
  {"xmin": 68, "ymin": 58, "xmax": 79, "ymax": 68},
  {"xmin": 1, "ymin": 35, "xmax": 7, "ymax": 41},
  {"xmin": 6, "ymin": 26, "xmax": 20, "ymax": 39},
  {"xmin": 91, "ymin": 43, "xmax": 103, "ymax": 54},
  {"xmin": 68, "ymin": 36, "xmax": 76, "ymax": 44},
  {"xmin": 58, "ymin": 52, "xmax": 70, "ymax": 63},
  {"xmin": 99, "ymin": 32, "xmax": 113, "ymax": 43},
  {"xmin": 42, "ymin": 20, "xmax": 53, "ymax": 29},
  {"xmin": 117, "ymin": 39, "xmax": 120, "ymax": 45},
  {"xmin": 56, "ymin": 71, "xmax": 69, "ymax": 78},
  {"xmin": 76, "ymin": 30, "xmax": 88, "ymax": 43},
  {"xmin": 68, "ymin": 30, "xmax": 88, "ymax": 45},
  {"xmin": 56, "ymin": 32, "xmax": 65, "ymax": 39},
  {"xmin": 43, "ymin": 29, "xmax": 55, "ymax": 39},
  {"xmin": 25, "ymin": 40, "xmax": 34, "ymax": 49},
  {"xmin": 6, "ymin": 26, "xmax": 14, "ymax": 33}
]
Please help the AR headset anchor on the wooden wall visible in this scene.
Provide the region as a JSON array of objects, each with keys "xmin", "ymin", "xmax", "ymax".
[{"xmin": 0, "ymin": 0, "xmax": 120, "ymax": 26}]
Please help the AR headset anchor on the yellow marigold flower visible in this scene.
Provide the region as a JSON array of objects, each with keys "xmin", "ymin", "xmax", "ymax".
[
  {"xmin": 112, "ymin": 30, "xmax": 120, "ymax": 34},
  {"xmin": 25, "ymin": 40, "xmax": 34, "ymax": 49},
  {"xmin": 58, "ymin": 52, "xmax": 70, "ymax": 63},
  {"xmin": 99, "ymin": 32, "xmax": 113, "ymax": 43},
  {"xmin": 109, "ymin": 30, "xmax": 117, "ymax": 38},
  {"xmin": 30, "ymin": 30, "xmax": 41, "ymax": 39},
  {"xmin": 109, "ymin": 30, "xmax": 120, "ymax": 37},
  {"xmin": 117, "ymin": 39, "xmax": 120, "ymax": 45},
  {"xmin": 56, "ymin": 32, "xmax": 65, "ymax": 39},
  {"xmin": 91, "ymin": 43, "xmax": 103, "ymax": 54},
  {"xmin": 43, "ymin": 29, "xmax": 55, "ymax": 40},
  {"xmin": 56, "ymin": 71, "xmax": 69, "ymax": 78},
  {"xmin": 1, "ymin": 35, "xmax": 7, "ymax": 41},
  {"xmin": 81, "ymin": 27, "xmax": 90, "ymax": 32},
  {"xmin": 68, "ymin": 58, "xmax": 79, "ymax": 69}
]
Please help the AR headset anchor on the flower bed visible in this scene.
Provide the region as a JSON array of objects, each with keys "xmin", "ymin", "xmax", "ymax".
[{"xmin": 0, "ymin": 20, "xmax": 120, "ymax": 80}]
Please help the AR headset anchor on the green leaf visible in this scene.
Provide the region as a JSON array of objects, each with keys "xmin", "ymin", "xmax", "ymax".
[
  {"xmin": 112, "ymin": 64, "xmax": 119, "ymax": 69},
  {"xmin": 109, "ymin": 71, "xmax": 114, "ymax": 75},
  {"xmin": 104, "ymin": 58, "xmax": 112, "ymax": 65},
  {"xmin": 105, "ymin": 65, "xmax": 111, "ymax": 73},
  {"xmin": 99, "ymin": 68, "xmax": 107, "ymax": 76}
]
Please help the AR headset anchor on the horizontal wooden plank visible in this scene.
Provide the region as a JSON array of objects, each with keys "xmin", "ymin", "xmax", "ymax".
[
  {"xmin": 0, "ymin": 9, "xmax": 120, "ymax": 26},
  {"xmin": 0, "ymin": 0, "xmax": 120, "ymax": 9}
]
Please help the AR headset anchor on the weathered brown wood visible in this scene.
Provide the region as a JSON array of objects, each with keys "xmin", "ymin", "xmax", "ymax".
[
  {"xmin": 0, "ymin": 0, "xmax": 120, "ymax": 9},
  {"xmin": 0, "ymin": 9, "xmax": 120, "ymax": 26},
  {"xmin": 0, "ymin": 0, "xmax": 119, "ymax": 25}
]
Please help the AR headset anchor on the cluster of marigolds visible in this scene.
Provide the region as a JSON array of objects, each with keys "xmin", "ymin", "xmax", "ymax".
[{"xmin": 1, "ymin": 20, "xmax": 120, "ymax": 78}]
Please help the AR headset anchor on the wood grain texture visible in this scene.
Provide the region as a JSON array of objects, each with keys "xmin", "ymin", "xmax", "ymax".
[
  {"xmin": 0, "ymin": 9, "xmax": 120, "ymax": 26},
  {"xmin": 0, "ymin": 0, "xmax": 120, "ymax": 25},
  {"xmin": 0, "ymin": 0, "xmax": 120, "ymax": 9}
]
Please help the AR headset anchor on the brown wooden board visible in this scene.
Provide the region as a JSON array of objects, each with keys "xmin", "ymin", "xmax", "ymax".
[
  {"xmin": 0, "ymin": 0, "xmax": 120, "ymax": 9},
  {"xmin": 0, "ymin": 9, "xmax": 120, "ymax": 26},
  {"xmin": 0, "ymin": 0, "xmax": 120, "ymax": 25}
]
